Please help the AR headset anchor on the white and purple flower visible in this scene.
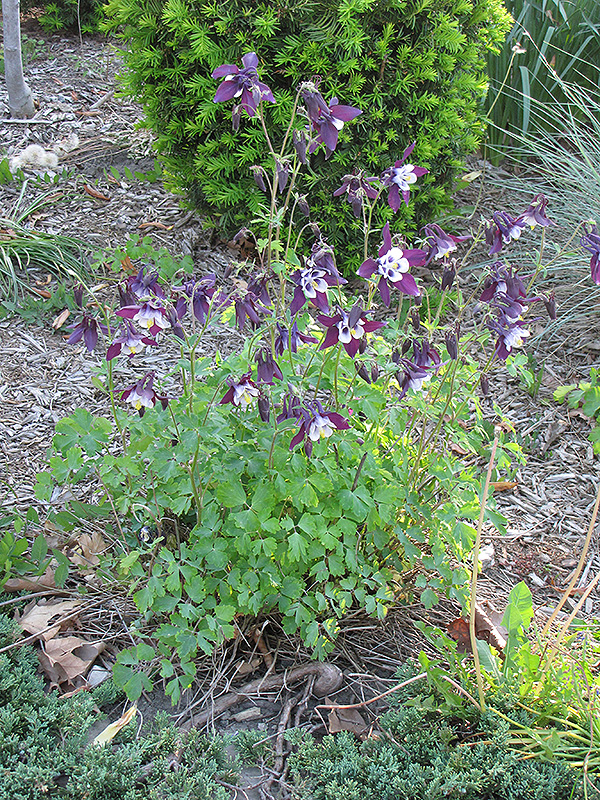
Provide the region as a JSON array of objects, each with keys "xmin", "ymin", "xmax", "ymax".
[
  {"xmin": 212, "ymin": 52, "xmax": 274, "ymax": 118},
  {"xmin": 121, "ymin": 372, "xmax": 168, "ymax": 416},
  {"xmin": 318, "ymin": 303, "xmax": 385, "ymax": 358},
  {"xmin": 220, "ymin": 372, "xmax": 260, "ymax": 410},
  {"xmin": 106, "ymin": 321, "xmax": 157, "ymax": 361},
  {"xmin": 380, "ymin": 142, "xmax": 429, "ymax": 212},
  {"xmin": 358, "ymin": 222, "xmax": 425, "ymax": 305},
  {"xmin": 116, "ymin": 300, "xmax": 171, "ymax": 336}
]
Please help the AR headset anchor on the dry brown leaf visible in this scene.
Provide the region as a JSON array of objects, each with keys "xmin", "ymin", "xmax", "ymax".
[
  {"xmin": 83, "ymin": 184, "xmax": 111, "ymax": 201},
  {"xmin": 18, "ymin": 599, "xmax": 82, "ymax": 641},
  {"xmin": 93, "ymin": 705, "xmax": 137, "ymax": 746},
  {"xmin": 449, "ymin": 442, "xmax": 469, "ymax": 455},
  {"xmin": 29, "ymin": 287, "xmax": 52, "ymax": 299},
  {"xmin": 121, "ymin": 255, "xmax": 136, "ymax": 273},
  {"xmin": 447, "ymin": 602, "xmax": 507, "ymax": 654},
  {"xmin": 68, "ymin": 530, "xmax": 106, "ymax": 571},
  {"xmin": 233, "ymin": 655, "xmax": 263, "ymax": 678},
  {"xmin": 491, "ymin": 480, "xmax": 518, "ymax": 492},
  {"xmin": 52, "ymin": 308, "xmax": 70, "ymax": 330},
  {"xmin": 3, "ymin": 566, "xmax": 56, "ymax": 592},
  {"xmin": 327, "ymin": 706, "xmax": 369, "ymax": 737},
  {"xmin": 40, "ymin": 636, "xmax": 105, "ymax": 685}
]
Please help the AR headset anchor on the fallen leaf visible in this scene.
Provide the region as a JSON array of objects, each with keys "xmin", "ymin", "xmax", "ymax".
[
  {"xmin": 491, "ymin": 480, "xmax": 517, "ymax": 492},
  {"xmin": 52, "ymin": 308, "xmax": 70, "ymax": 329},
  {"xmin": 138, "ymin": 221, "xmax": 173, "ymax": 231},
  {"xmin": 18, "ymin": 599, "xmax": 82, "ymax": 641},
  {"xmin": 93, "ymin": 705, "xmax": 137, "ymax": 745},
  {"xmin": 3, "ymin": 566, "xmax": 56, "ymax": 592},
  {"xmin": 39, "ymin": 636, "xmax": 105, "ymax": 685},
  {"xmin": 327, "ymin": 706, "xmax": 369, "ymax": 737},
  {"xmin": 460, "ymin": 170, "xmax": 482, "ymax": 183},
  {"xmin": 449, "ymin": 442, "xmax": 469, "ymax": 455},
  {"xmin": 121, "ymin": 255, "xmax": 136, "ymax": 273},
  {"xmin": 252, "ymin": 626, "xmax": 273, "ymax": 668},
  {"xmin": 83, "ymin": 184, "xmax": 111, "ymax": 201},
  {"xmin": 68, "ymin": 530, "xmax": 106, "ymax": 571},
  {"xmin": 233, "ymin": 655, "xmax": 263, "ymax": 678},
  {"xmin": 29, "ymin": 287, "xmax": 52, "ymax": 299},
  {"xmin": 447, "ymin": 602, "xmax": 507, "ymax": 654}
]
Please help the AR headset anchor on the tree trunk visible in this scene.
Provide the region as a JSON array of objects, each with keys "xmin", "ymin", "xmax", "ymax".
[{"xmin": 2, "ymin": 0, "xmax": 35, "ymax": 118}]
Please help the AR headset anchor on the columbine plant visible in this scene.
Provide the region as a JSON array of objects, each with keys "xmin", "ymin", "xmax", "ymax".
[{"xmin": 37, "ymin": 53, "xmax": 582, "ymax": 704}]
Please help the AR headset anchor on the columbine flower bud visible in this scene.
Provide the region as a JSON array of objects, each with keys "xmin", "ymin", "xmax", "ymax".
[
  {"xmin": 441, "ymin": 265, "xmax": 456, "ymax": 291},
  {"xmin": 355, "ymin": 361, "xmax": 371, "ymax": 384},
  {"xmin": 410, "ymin": 309, "xmax": 424, "ymax": 333},
  {"xmin": 251, "ymin": 166, "xmax": 267, "ymax": 193},
  {"xmin": 232, "ymin": 105, "xmax": 242, "ymax": 132},
  {"xmin": 73, "ymin": 284, "xmax": 84, "ymax": 308},
  {"xmin": 543, "ymin": 291, "xmax": 557, "ymax": 320},
  {"xmin": 258, "ymin": 395, "xmax": 270, "ymax": 423},
  {"xmin": 296, "ymin": 194, "xmax": 310, "ymax": 217},
  {"xmin": 480, "ymin": 373, "xmax": 490, "ymax": 396},
  {"xmin": 358, "ymin": 336, "xmax": 368, "ymax": 355},
  {"xmin": 401, "ymin": 339, "xmax": 412, "ymax": 356},
  {"xmin": 371, "ymin": 363, "xmax": 379, "ymax": 383},
  {"xmin": 293, "ymin": 129, "xmax": 309, "ymax": 165},
  {"xmin": 445, "ymin": 330, "xmax": 458, "ymax": 360},
  {"xmin": 275, "ymin": 159, "xmax": 290, "ymax": 193}
]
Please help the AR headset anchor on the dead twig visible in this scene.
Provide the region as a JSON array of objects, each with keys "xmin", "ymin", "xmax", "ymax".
[{"xmin": 182, "ymin": 662, "xmax": 343, "ymax": 730}]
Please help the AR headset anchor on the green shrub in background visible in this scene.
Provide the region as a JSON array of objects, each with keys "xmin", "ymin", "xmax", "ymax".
[
  {"xmin": 104, "ymin": 0, "xmax": 511, "ymax": 268},
  {"xmin": 20, "ymin": 0, "xmax": 104, "ymax": 33},
  {"xmin": 486, "ymin": 0, "xmax": 600, "ymax": 151}
]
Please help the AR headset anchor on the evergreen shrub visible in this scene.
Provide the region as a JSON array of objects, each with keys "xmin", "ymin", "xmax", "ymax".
[
  {"xmin": 20, "ymin": 0, "xmax": 104, "ymax": 33},
  {"xmin": 104, "ymin": 0, "xmax": 511, "ymax": 267}
]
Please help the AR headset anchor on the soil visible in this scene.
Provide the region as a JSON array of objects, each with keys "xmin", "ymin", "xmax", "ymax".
[{"xmin": 1, "ymin": 24, "xmax": 600, "ymax": 797}]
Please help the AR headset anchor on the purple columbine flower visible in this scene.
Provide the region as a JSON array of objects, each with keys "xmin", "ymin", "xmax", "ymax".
[
  {"xmin": 121, "ymin": 372, "xmax": 168, "ymax": 416},
  {"xmin": 106, "ymin": 321, "xmax": 157, "ymax": 360},
  {"xmin": 299, "ymin": 81, "xmax": 361, "ymax": 158},
  {"xmin": 395, "ymin": 339, "xmax": 441, "ymax": 399},
  {"xmin": 380, "ymin": 142, "xmax": 429, "ymax": 212},
  {"xmin": 173, "ymin": 275, "xmax": 217, "ymax": 324},
  {"xmin": 274, "ymin": 322, "xmax": 318, "ymax": 356},
  {"xmin": 212, "ymin": 52, "xmax": 274, "ymax": 118},
  {"xmin": 421, "ymin": 223, "xmax": 471, "ymax": 265},
  {"xmin": 518, "ymin": 193, "xmax": 555, "ymax": 229},
  {"xmin": 289, "ymin": 400, "xmax": 350, "ymax": 456},
  {"xmin": 67, "ymin": 313, "xmax": 108, "ymax": 352},
  {"xmin": 358, "ymin": 222, "xmax": 425, "ymax": 305},
  {"xmin": 255, "ymin": 350, "xmax": 283, "ymax": 384},
  {"xmin": 234, "ymin": 291, "xmax": 271, "ymax": 331},
  {"xmin": 479, "ymin": 263, "xmax": 528, "ymax": 304},
  {"xmin": 126, "ymin": 265, "xmax": 165, "ymax": 299},
  {"xmin": 582, "ymin": 224, "xmax": 600, "ymax": 285},
  {"xmin": 318, "ymin": 303, "xmax": 385, "ymax": 358},
  {"xmin": 485, "ymin": 212, "xmax": 527, "ymax": 255},
  {"xmin": 490, "ymin": 313, "xmax": 531, "ymax": 360},
  {"xmin": 333, "ymin": 170, "xmax": 378, "ymax": 218},
  {"xmin": 116, "ymin": 300, "xmax": 171, "ymax": 336},
  {"xmin": 289, "ymin": 242, "xmax": 345, "ymax": 315},
  {"xmin": 220, "ymin": 372, "xmax": 260, "ymax": 410}
]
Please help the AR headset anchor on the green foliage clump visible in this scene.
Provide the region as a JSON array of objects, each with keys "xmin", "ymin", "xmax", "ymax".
[
  {"xmin": 103, "ymin": 0, "xmax": 511, "ymax": 264},
  {"xmin": 287, "ymin": 668, "xmax": 584, "ymax": 800},
  {"xmin": 0, "ymin": 613, "xmax": 236, "ymax": 799},
  {"xmin": 20, "ymin": 0, "xmax": 104, "ymax": 33},
  {"xmin": 556, "ymin": 369, "xmax": 600, "ymax": 454}
]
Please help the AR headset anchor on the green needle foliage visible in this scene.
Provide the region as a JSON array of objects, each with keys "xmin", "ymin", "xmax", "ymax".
[
  {"xmin": 0, "ymin": 613, "xmax": 236, "ymax": 800},
  {"xmin": 103, "ymin": 0, "xmax": 511, "ymax": 268}
]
